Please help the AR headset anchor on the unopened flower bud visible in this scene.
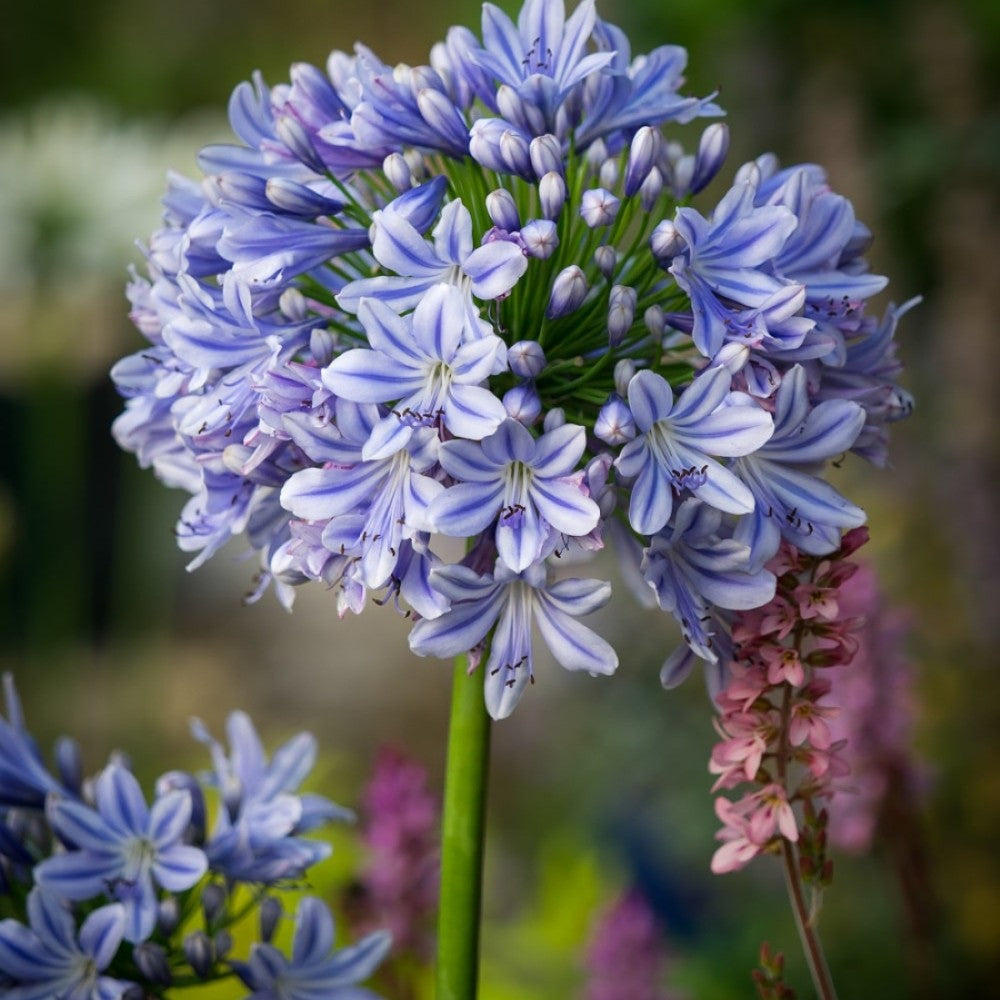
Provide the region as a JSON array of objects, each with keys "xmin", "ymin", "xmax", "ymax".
[
  {"xmin": 499, "ymin": 129, "xmax": 532, "ymax": 178},
  {"xmin": 486, "ymin": 188, "xmax": 520, "ymax": 231},
  {"xmin": 275, "ymin": 115, "xmax": 326, "ymax": 174},
  {"xmin": 546, "ymin": 265, "xmax": 588, "ymax": 318},
  {"xmin": 184, "ymin": 931, "xmax": 214, "ymax": 979},
  {"xmin": 543, "ymin": 407, "xmax": 566, "ymax": 432},
  {"xmin": 530, "ymin": 134, "xmax": 563, "ymax": 178},
  {"xmin": 503, "ymin": 384, "xmax": 542, "ymax": 425},
  {"xmin": 594, "ymin": 395, "xmax": 636, "ymax": 445},
  {"xmin": 383, "ymin": 152, "xmax": 412, "ymax": 191},
  {"xmin": 607, "ymin": 285, "xmax": 637, "ymax": 346},
  {"xmin": 201, "ymin": 883, "xmax": 226, "ymax": 925},
  {"xmin": 157, "ymin": 898, "xmax": 180, "ymax": 937},
  {"xmin": 214, "ymin": 930, "xmax": 233, "ymax": 959},
  {"xmin": 613, "ymin": 359, "xmax": 637, "ymax": 398},
  {"xmin": 402, "ymin": 148, "xmax": 427, "ymax": 181},
  {"xmin": 689, "ymin": 123, "xmax": 729, "ymax": 194},
  {"xmin": 260, "ymin": 897, "xmax": 283, "ymax": 943},
  {"xmin": 650, "ymin": 220, "xmax": 685, "ymax": 262},
  {"xmin": 539, "ymin": 171, "xmax": 566, "ymax": 220},
  {"xmin": 580, "ymin": 188, "xmax": 620, "ymax": 228},
  {"xmin": 624, "ymin": 126, "xmax": 662, "ymax": 196},
  {"xmin": 599, "ymin": 156, "xmax": 619, "ymax": 190},
  {"xmin": 416, "ymin": 88, "xmax": 468, "ymax": 154},
  {"xmin": 507, "ymin": 340, "xmax": 546, "ymax": 378},
  {"xmin": 644, "ymin": 304, "xmax": 666, "ymax": 337},
  {"xmin": 309, "ymin": 328, "xmax": 336, "ymax": 366},
  {"xmin": 585, "ymin": 138, "xmax": 608, "ymax": 172},
  {"xmin": 135, "ymin": 942, "xmax": 172, "ymax": 987},
  {"xmin": 497, "ymin": 84, "xmax": 546, "ymax": 135},
  {"xmin": 279, "ymin": 287, "xmax": 307, "ymax": 321},
  {"xmin": 520, "ymin": 219, "xmax": 558, "ymax": 258},
  {"xmin": 639, "ymin": 166, "xmax": 664, "ymax": 211},
  {"xmin": 670, "ymin": 153, "xmax": 695, "ymax": 197},
  {"xmin": 593, "ymin": 245, "xmax": 617, "ymax": 280},
  {"xmin": 55, "ymin": 736, "xmax": 83, "ymax": 795}
]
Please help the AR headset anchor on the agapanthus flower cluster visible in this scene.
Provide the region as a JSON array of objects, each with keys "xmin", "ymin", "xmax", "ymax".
[
  {"xmin": 0, "ymin": 674, "xmax": 389, "ymax": 998},
  {"xmin": 112, "ymin": 0, "xmax": 913, "ymax": 717},
  {"xmin": 708, "ymin": 528, "xmax": 868, "ymax": 876}
]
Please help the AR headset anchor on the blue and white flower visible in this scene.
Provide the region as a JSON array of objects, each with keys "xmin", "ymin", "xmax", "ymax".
[
  {"xmin": 35, "ymin": 765, "xmax": 207, "ymax": 943},
  {"xmin": 615, "ymin": 366, "xmax": 774, "ymax": 536},
  {"xmin": 234, "ymin": 897, "xmax": 390, "ymax": 1000},
  {"xmin": 0, "ymin": 889, "xmax": 132, "ymax": 1000},
  {"xmin": 409, "ymin": 559, "xmax": 617, "ymax": 719}
]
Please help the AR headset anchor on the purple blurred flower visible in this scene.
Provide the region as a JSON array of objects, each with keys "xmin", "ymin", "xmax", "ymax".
[
  {"xmin": 825, "ymin": 562, "xmax": 922, "ymax": 854},
  {"xmin": 583, "ymin": 889, "xmax": 679, "ymax": 1000},
  {"xmin": 349, "ymin": 748, "xmax": 439, "ymax": 962}
]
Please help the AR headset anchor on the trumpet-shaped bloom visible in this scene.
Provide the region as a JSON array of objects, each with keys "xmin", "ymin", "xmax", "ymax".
[
  {"xmin": 733, "ymin": 365, "xmax": 867, "ymax": 568},
  {"xmin": 323, "ymin": 284, "xmax": 508, "ymax": 460},
  {"xmin": 615, "ymin": 366, "xmax": 773, "ymax": 536},
  {"xmin": 281, "ymin": 402, "xmax": 444, "ymax": 589},
  {"xmin": 35, "ymin": 765, "xmax": 207, "ymax": 943},
  {"xmin": 670, "ymin": 179, "xmax": 800, "ymax": 357},
  {"xmin": 0, "ymin": 889, "xmax": 132, "ymax": 1000},
  {"xmin": 409, "ymin": 560, "xmax": 617, "ymax": 719},
  {"xmin": 429, "ymin": 418, "xmax": 601, "ymax": 571},
  {"xmin": 642, "ymin": 500, "xmax": 776, "ymax": 661},
  {"xmin": 336, "ymin": 199, "xmax": 527, "ymax": 314}
]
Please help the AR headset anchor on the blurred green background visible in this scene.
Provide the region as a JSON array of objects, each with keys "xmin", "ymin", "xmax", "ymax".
[{"xmin": 1, "ymin": 0, "xmax": 998, "ymax": 996}]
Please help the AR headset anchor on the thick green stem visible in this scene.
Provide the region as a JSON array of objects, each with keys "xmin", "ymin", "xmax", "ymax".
[{"xmin": 435, "ymin": 656, "xmax": 491, "ymax": 1000}]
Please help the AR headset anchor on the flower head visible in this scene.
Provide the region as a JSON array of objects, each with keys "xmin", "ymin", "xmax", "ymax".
[{"xmin": 109, "ymin": 0, "xmax": 914, "ymax": 714}]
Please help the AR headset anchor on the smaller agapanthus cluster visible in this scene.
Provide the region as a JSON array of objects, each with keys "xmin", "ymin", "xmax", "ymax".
[
  {"xmin": 345, "ymin": 747, "xmax": 440, "ymax": 969},
  {"xmin": 708, "ymin": 528, "xmax": 869, "ymax": 876},
  {"xmin": 582, "ymin": 888, "xmax": 680, "ymax": 1000},
  {"xmin": 0, "ymin": 675, "xmax": 389, "ymax": 999}
]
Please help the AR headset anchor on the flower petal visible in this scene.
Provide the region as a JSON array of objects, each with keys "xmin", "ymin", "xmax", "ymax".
[
  {"xmin": 463, "ymin": 241, "xmax": 528, "ymax": 300},
  {"xmin": 534, "ymin": 597, "xmax": 618, "ymax": 675}
]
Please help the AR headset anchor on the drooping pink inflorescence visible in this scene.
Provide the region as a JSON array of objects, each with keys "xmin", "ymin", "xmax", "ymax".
[{"xmin": 709, "ymin": 529, "xmax": 870, "ymax": 875}]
